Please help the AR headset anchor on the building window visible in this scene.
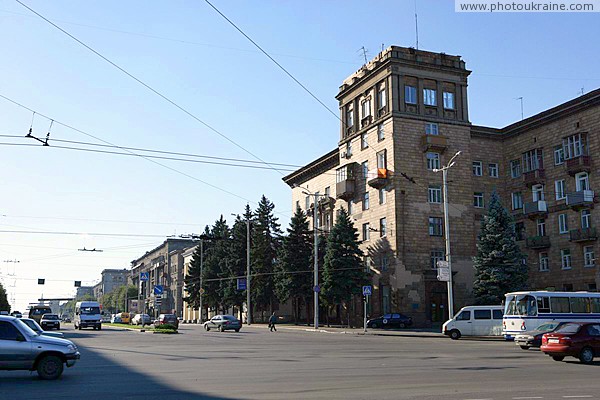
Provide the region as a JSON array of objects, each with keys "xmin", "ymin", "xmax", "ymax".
[
  {"xmin": 345, "ymin": 103, "xmax": 354, "ymax": 129},
  {"xmin": 363, "ymin": 192, "xmax": 370, "ymax": 210},
  {"xmin": 474, "ymin": 192, "xmax": 484, "ymax": 208},
  {"xmin": 362, "ymin": 223, "xmax": 370, "ymax": 241},
  {"xmin": 362, "ymin": 161, "xmax": 368, "ymax": 181},
  {"xmin": 563, "ymin": 133, "xmax": 587, "ymax": 160},
  {"xmin": 428, "ymin": 185, "xmax": 442, "ymax": 203},
  {"xmin": 295, "ymin": 200, "xmax": 300, "ymax": 211},
  {"xmin": 379, "ymin": 254, "xmax": 389, "ymax": 272},
  {"xmin": 431, "ymin": 249, "xmax": 445, "ymax": 269},
  {"xmin": 346, "ymin": 141, "xmax": 353, "ymax": 157},
  {"xmin": 582, "ymin": 209, "xmax": 591, "ymax": 229},
  {"xmin": 380, "ymin": 217, "xmax": 387, "ymax": 237},
  {"xmin": 361, "ymin": 97, "xmax": 371, "ymax": 119},
  {"xmin": 405, "ymin": 85, "xmax": 417, "ymax": 104},
  {"xmin": 376, "ymin": 149, "xmax": 387, "ymax": 169},
  {"xmin": 427, "ymin": 152, "xmax": 440, "ymax": 170},
  {"xmin": 584, "ymin": 246, "xmax": 595, "ymax": 267},
  {"xmin": 377, "ymin": 124, "xmax": 384, "ymax": 141},
  {"xmin": 589, "ymin": 283, "xmax": 597, "ymax": 292},
  {"xmin": 425, "ymin": 123, "xmax": 439, "ymax": 135},
  {"xmin": 361, "ymin": 132, "xmax": 369, "ymax": 149},
  {"xmin": 512, "ymin": 192, "xmax": 523, "ymax": 210},
  {"xmin": 558, "ymin": 213, "xmax": 569, "ymax": 234},
  {"xmin": 554, "ymin": 145, "xmax": 565, "ymax": 165},
  {"xmin": 443, "ymin": 92, "xmax": 454, "ymax": 109},
  {"xmin": 576, "ymin": 172, "xmax": 590, "ymax": 191},
  {"xmin": 429, "ymin": 217, "xmax": 443, "ymax": 236},
  {"xmin": 514, "ymin": 222, "xmax": 525, "ymax": 241},
  {"xmin": 377, "ymin": 83, "xmax": 386, "ymax": 110},
  {"xmin": 537, "ymin": 218, "xmax": 546, "ymax": 237},
  {"xmin": 378, "ymin": 188, "xmax": 386, "ymax": 205},
  {"xmin": 324, "ymin": 187, "xmax": 330, "ymax": 198},
  {"xmin": 305, "ymin": 196, "xmax": 310, "ymax": 210},
  {"xmin": 473, "ymin": 161, "xmax": 483, "ymax": 176},
  {"xmin": 539, "ymin": 252, "xmax": 549, "ymax": 272},
  {"xmin": 555, "ymin": 180, "xmax": 566, "ymax": 200},
  {"xmin": 522, "ymin": 149, "xmax": 543, "ymax": 172},
  {"xmin": 561, "ymin": 249, "xmax": 572, "ymax": 270},
  {"xmin": 347, "ymin": 200, "xmax": 353, "ymax": 215},
  {"xmin": 563, "ymin": 283, "xmax": 574, "ymax": 292},
  {"xmin": 423, "ymin": 88, "xmax": 437, "ymax": 106},
  {"xmin": 532, "ymin": 184, "xmax": 545, "ymax": 202},
  {"xmin": 510, "ymin": 159, "xmax": 521, "ymax": 178},
  {"xmin": 488, "ymin": 163, "xmax": 498, "ymax": 178}
]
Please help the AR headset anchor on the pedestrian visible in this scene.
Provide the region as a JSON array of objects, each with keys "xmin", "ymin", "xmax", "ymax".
[{"xmin": 268, "ymin": 312, "xmax": 277, "ymax": 332}]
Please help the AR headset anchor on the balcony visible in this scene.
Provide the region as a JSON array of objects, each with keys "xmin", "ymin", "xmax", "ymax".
[
  {"xmin": 317, "ymin": 196, "xmax": 336, "ymax": 210},
  {"xmin": 523, "ymin": 200, "xmax": 548, "ymax": 219},
  {"xmin": 421, "ymin": 134, "xmax": 448, "ymax": 153},
  {"xmin": 361, "ymin": 115, "xmax": 373, "ymax": 128},
  {"xmin": 569, "ymin": 227, "xmax": 598, "ymax": 243},
  {"xmin": 523, "ymin": 169, "xmax": 546, "ymax": 187},
  {"xmin": 526, "ymin": 235, "xmax": 551, "ymax": 249},
  {"xmin": 565, "ymin": 155, "xmax": 591, "ymax": 176},
  {"xmin": 367, "ymin": 168, "xmax": 389, "ymax": 189},
  {"xmin": 566, "ymin": 190, "xmax": 595, "ymax": 210},
  {"xmin": 336, "ymin": 179, "xmax": 355, "ymax": 201}
]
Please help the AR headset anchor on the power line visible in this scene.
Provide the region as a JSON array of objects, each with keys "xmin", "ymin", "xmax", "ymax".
[
  {"xmin": 0, "ymin": 229, "xmax": 170, "ymax": 238},
  {"xmin": 14, "ymin": 0, "xmax": 287, "ymax": 176}
]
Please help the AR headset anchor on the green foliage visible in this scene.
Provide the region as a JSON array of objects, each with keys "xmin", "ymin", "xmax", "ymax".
[
  {"xmin": 183, "ymin": 227, "xmax": 208, "ymax": 309},
  {"xmin": 473, "ymin": 192, "xmax": 528, "ymax": 305},
  {"xmin": 201, "ymin": 216, "xmax": 232, "ymax": 311},
  {"xmin": 154, "ymin": 323, "xmax": 177, "ymax": 331},
  {"xmin": 0, "ymin": 282, "xmax": 11, "ymax": 312},
  {"xmin": 221, "ymin": 211, "xmax": 250, "ymax": 311}
]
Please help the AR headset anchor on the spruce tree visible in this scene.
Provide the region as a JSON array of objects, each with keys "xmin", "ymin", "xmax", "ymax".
[
  {"xmin": 183, "ymin": 226, "xmax": 209, "ymax": 310},
  {"xmin": 202, "ymin": 216, "xmax": 231, "ymax": 312},
  {"xmin": 322, "ymin": 207, "xmax": 367, "ymax": 324},
  {"xmin": 473, "ymin": 191, "xmax": 528, "ymax": 305},
  {"xmin": 221, "ymin": 212, "xmax": 251, "ymax": 319},
  {"xmin": 0, "ymin": 282, "xmax": 11, "ymax": 313}
]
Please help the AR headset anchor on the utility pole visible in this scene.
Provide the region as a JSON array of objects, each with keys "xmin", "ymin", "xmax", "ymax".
[
  {"xmin": 313, "ymin": 192, "xmax": 319, "ymax": 330},
  {"xmin": 433, "ymin": 151, "xmax": 461, "ymax": 320},
  {"xmin": 246, "ymin": 215, "xmax": 251, "ymax": 325},
  {"xmin": 199, "ymin": 239, "xmax": 204, "ymax": 324}
]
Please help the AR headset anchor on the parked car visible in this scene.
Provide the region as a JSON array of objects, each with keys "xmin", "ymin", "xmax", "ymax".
[
  {"xmin": 0, "ymin": 315, "xmax": 80, "ymax": 379},
  {"xmin": 40, "ymin": 314, "xmax": 61, "ymax": 331},
  {"xmin": 367, "ymin": 313, "xmax": 413, "ymax": 329},
  {"xmin": 514, "ymin": 321, "xmax": 568, "ymax": 350},
  {"xmin": 20, "ymin": 318, "xmax": 64, "ymax": 338},
  {"xmin": 203, "ymin": 315, "xmax": 241, "ymax": 332},
  {"xmin": 541, "ymin": 322, "xmax": 600, "ymax": 364},
  {"xmin": 111, "ymin": 314, "xmax": 123, "ymax": 323},
  {"xmin": 10, "ymin": 311, "xmax": 22, "ymax": 318},
  {"xmin": 443, "ymin": 305, "xmax": 504, "ymax": 340},
  {"xmin": 132, "ymin": 314, "xmax": 151, "ymax": 325},
  {"xmin": 61, "ymin": 315, "xmax": 71, "ymax": 323},
  {"xmin": 154, "ymin": 314, "xmax": 179, "ymax": 329}
]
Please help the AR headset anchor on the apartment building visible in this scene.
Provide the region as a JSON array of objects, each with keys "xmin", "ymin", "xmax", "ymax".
[{"xmin": 283, "ymin": 45, "xmax": 599, "ymax": 327}]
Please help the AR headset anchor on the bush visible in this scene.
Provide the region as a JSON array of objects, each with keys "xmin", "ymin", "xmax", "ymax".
[{"xmin": 155, "ymin": 323, "xmax": 177, "ymax": 331}]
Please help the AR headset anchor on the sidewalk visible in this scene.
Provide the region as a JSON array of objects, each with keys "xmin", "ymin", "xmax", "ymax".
[{"xmin": 250, "ymin": 323, "xmax": 445, "ymax": 338}]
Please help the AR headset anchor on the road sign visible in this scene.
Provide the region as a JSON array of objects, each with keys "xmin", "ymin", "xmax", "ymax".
[
  {"xmin": 437, "ymin": 267, "xmax": 450, "ymax": 282},
  {"xmin": 313, "ymin": 285, "xmax": 320, "ymax": 293},
  {"xmin": 154, "ymin": 285, "xmax": 163, "ymax": 295},
  {"xmin": 199, "ymin": 288, "xmax": 205, "ymax": 295},
  {"xmin": 436, "ymin": 260, "xmax": 448, "ymax": 269},
  {"xmin": 362, "ymin": 285, "xmax": 372, "ymax": 296},
  {"xmin": 237, "ymin": 278, "xmax": 247, "ymax": 290},
  {"xmin": 140, "ymin": 272, "xmax": 149, "ymax": 281}
]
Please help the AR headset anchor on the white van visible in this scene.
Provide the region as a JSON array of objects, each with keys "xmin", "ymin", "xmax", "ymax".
[
  {"xmin": 74, "ymin": 301, "xmax": 103, "ymax": 330},
  {"xmin": 442, "ymin": 305, "xmax": 504, "ymax": 339}
]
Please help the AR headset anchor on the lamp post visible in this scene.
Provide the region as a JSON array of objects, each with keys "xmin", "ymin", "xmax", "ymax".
[
  {"xmin": 299, "ymin": 189, "xmax": 321, "ymax": 330},
  {"xmin": 433, "ymin": 150, "xmax": 461, "ymax": 320},
  {"xmin": 232, "ymin": 213, "xmax": 252, "ymax": 325}
]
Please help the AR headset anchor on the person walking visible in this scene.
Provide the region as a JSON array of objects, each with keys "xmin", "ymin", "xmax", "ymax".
[{"xmin": 268, "ymin": 312, "xmax": 277, "ymax": 332}]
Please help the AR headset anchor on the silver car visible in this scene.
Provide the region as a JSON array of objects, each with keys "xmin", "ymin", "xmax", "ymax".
[
  {"xmin": 0, "ymin": 316, "xmax": 80, "ymax": 380},
  {"xmin": 20, "ymin": 318, "xmax": 64, "ymax": 338},
  {"xmin": 203, "ymin": 315, "xmax": 242, "ymax": 332}
]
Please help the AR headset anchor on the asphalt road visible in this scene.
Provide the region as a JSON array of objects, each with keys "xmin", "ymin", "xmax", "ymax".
[{"xmin": 2, "ymin": 324, "xmax": 600, "ymax": 400}]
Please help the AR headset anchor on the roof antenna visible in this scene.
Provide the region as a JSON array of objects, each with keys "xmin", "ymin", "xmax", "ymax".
[
  {"xmin": 358, "ymin": 46, "xmax": 369, "ymax": 64},
  {"xmin": 516, "ymin": 97, "xmax": 524, "ymax": 120},
  {"xmin": 414, "ymin": 0, "xmax": 419, "ymax": 50}
]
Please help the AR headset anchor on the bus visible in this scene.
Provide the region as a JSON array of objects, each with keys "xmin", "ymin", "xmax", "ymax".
[{"xmin": 503, "ymin": 291, "xmax": 600, "ymax": 339}]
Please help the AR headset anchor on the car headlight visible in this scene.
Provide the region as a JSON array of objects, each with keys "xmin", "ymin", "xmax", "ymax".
[{"xmin": 67, "ymin": 344, "xmax": 77, "ymax": 352}]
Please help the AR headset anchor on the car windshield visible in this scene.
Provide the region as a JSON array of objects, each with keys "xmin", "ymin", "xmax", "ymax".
[
  {"xmin": 15, "ymin": 319, "xmax": 40, "ymax": 337},
  {"xmin": 81, "ymin": 307, "xmax": 100, "ymax": 314},
  {"xmin": 504, "ymin": 295, "xmax": 537, "ymax": 316},
  {"xmin": 31, "ymin": 309, "xmax": 51, "ymax": 316},
  {"xmin": 22, "ymin": 319, "xmax": 42, "ymax": 332},
  {"xmin": 554, "ymin": 323, "xmax": 582, "ymax": 334},
  {"xmin": 537, "ymin": 322, "xmax": 560, "ymax": 332},
  {"xmin": 42, "ymin": 314, "xmax": 59, "ymax": 320},
  {"xmin": 223, "ymin": 316, "xmax": 237, "ymax": 321}
]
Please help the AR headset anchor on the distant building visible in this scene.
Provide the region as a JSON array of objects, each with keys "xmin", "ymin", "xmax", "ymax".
[{"xmin": 75, "ymin": 286, "xmax": 94, "ymax": 300}]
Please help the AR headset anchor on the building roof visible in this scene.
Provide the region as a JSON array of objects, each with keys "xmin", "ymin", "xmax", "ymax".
[
  {"xmin": 282, "ymin": 148, "xmax": 339, "ymax": 187},
  {"xmin": 130, "ymin": 238, "xmax": 198, "ymax": 265}
]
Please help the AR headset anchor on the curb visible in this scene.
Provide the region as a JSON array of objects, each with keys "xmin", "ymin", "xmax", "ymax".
[{"xmin": 254, "ymin": 324, "xmax": 444, "ymax": 339}]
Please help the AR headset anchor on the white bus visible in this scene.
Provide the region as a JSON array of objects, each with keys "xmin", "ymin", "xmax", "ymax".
[{"xmin": 503, "ymin": 291, "xmax": 600, "ymax": 339}]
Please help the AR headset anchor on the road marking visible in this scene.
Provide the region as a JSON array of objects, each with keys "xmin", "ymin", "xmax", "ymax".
[
  {"xmin": 513, "ymin": 397, "xmax": 544, "ymax": 399},
  {"xmin": 563, "ymin": 396, "xmax": 593, "ymax": 399}
]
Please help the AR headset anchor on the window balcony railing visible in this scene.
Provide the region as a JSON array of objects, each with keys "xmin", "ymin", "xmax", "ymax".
[
  {"xmin": 569, "ymin": 227, "xmax": 598, "ymax": 243},
  {"xmin": 566, "ymin": 190, "xmax": 594, "ymax": 210},
  {"xmin": 421, "ymin": 134, "xmax": 448, "ymax": 153},
  {"xmin": 526, "ymin": 235, "xmax": 551, "ymax": 249},
  {"xmin": 336, "ymin": 179, "xmax": 355, "ymax": 201},
  {"xmin": 565, "ymin": 155, "xmax": 591, "ymax": 176},
  {"xmin": 523, "ymin": 168, "xmax": 545, "ymax": 187},
  {"xmin": 523, "ymin": 200, "xmax": 548, "ymax": 218}
]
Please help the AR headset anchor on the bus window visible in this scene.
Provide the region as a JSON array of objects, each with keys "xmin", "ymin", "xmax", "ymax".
[
  {"xmin": 505, "ymin": 295, "xmax": 517, "ymax": 315},
  {"xmin": 570, "ymin": 297, "xmax": 590, "ymax": 313},
  {"xmin": 516, "ymin": 295, "xmax": 537, "ymax": 316},
  {"xmin": 550, "ymin": 297, "xmax": 571, "ymax": 313},
  {"xmin": 474, "ymin": 310, "xmax": 491, "ymax": 320},
  {"xmin": 537, "ymin": 296, "xmax": 550, "ymax": 313},
  {"xmin": 492, "ymin": 309, "xmax": 503, "ymax": 319},
  {"xmin": 591, "ymin": 298, "xmax": 600, "ymax": 313}
]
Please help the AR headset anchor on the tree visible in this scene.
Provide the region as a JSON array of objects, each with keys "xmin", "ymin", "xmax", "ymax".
[
  {"xmin": 275, "ymin": 207, "xmax": 312, "ymax": 324},
  {"xmin": 183, "ymin": 228, "xmax": 208, "ymax": 310},
  {"xmin": 251, "ymin": 195, "xmax": 282, "ymax": 318},
  {"xmin": 322, "ymin": 207, "xmax": 367, "ymax": 327},
  {"xmin": 221, "ymin": 211, "xmax": 251, "ymax": 320},
  {"xmin": 0, "ymin": 282, "xmax": 11, "ymax": 313},
  {"xmin": 473, "ymin": 191, "xmax": 528, "ymax": 305},
  {"xmin": 202, "ymin": 216, "xmax": 231, "ymax": 313}
]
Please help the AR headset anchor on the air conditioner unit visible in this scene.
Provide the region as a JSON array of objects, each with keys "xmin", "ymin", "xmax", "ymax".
[{"xmin": 340, "ymin": 151, "xmax": 347, "ymax": 159}]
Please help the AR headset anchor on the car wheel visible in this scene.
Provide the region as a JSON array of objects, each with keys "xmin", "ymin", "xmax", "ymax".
[
  {"xmin": 218, "ymin": 325, "xmax": 224, "ymax": 332},
  {"xmin": 235, "ymin": 328, "xmax": 240, "ymax": 332},
  {"xmin": 579, "ymin": 347, "xmax": 594, "ymax": 364},
  {"xmin": 449, "ymin": 329, "xmax": 461, "ymax": 340},
  {"xmin": 78, "ymin": 324, "xmax": 82, "ymax": 330},
  {"xmin": 57, "ymin": 327, "xmax": 60, "ymax": 331},
  {"xmin": 399, "ymin": 322, "xmax": 406, "ymax": 329},
  {"xmin": 98, "ymin": 325, "xmax": 102, "ymax": 331},
  {"xmin": 552, "ymin": 355, "xmax": 565, "ymax": 362},
  {"xmin": 37, "ymin": 355, "xmax": 64, "ymax": 380},
  {"xmin": 371, "ymin": 323, "xmax": 378, "ymax": 329},
  {"xmin": 519, "ymin": 345, "xmax": 530, "ymax": 350}
]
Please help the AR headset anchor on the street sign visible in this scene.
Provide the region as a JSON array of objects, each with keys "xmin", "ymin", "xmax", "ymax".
[
  {"xmin": 313, "ymin": 285, "xmax": 320, "ymax": 293},
  {"xmin": 237, "ymin": 278, "xmax": 247, "ymax": 290},
  {"xmin": 362, "ymin": 285, "xmax": 372, "ymax": 296},
  {"xmin": 199, "ymin": 288, "xmax": 205, "ymax": 295},
  {"xmin": 140, "ymin": 272, "xmax": 149, "ymax": 281},
  {"xmin": 437, "ymin": 267, "xmax": 450, "ymax": 282},
  {"xmin": 436, "ymin": 260, "xmax": 448, "ymax": 269},
  {"xmin": 154, "ymin": 285, "xmax": 163, "ymax": 295}
]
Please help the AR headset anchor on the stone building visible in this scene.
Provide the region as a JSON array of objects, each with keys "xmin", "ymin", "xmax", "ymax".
[{"xmin": 283, "ymin": 45, "xmax": 599, "ymax": 327}]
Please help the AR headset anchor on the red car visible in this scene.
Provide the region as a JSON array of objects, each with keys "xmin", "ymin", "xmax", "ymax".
[
  {"xmin": 541, "ymin": 322, "xmax": 600, "ymax": 364},
  {"xmin": 153, "ymin": 314, "xmax": 179, "ymax": 329}
]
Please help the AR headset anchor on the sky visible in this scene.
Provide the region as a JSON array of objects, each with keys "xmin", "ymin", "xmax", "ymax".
[{"xmin": 0, "ymin": 0, "xmax": 599, "ymax": 313}]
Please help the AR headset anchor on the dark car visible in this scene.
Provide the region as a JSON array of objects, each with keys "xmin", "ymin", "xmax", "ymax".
[
  {"xmin": 40, "ymin": 314, "xmax": 61, "ymax": 331},
  {"xmin": 154, "ymin": 314, "xmax": 179, "ymax": 329},
  {"xmin": 367, "ymin": 313, "xmax": 413, "ymax": 329},
  {"xmin": 203, "ymin": 315, "xmax": 242, "ymax": 332},
  {"xmin": 541, "ymin": 322, "xmax": 600, "ymax": 364},
  {"xmin": 514, "ymin": 321, "xmax": 568, "ymax": 350}
]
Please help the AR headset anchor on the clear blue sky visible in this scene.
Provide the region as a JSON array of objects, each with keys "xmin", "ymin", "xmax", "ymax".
[{"xmin": 1, "ymin": 0, "xmax": 598, "ymax": 312}]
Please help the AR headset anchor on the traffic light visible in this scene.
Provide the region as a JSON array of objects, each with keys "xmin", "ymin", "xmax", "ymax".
[
  {"xmin": 37, "ymin": 278, "xmax": 45, "ymax": 285},
  {"xmin": 74, "ymin": 281, "xmax": 81, "ymax": 287}
]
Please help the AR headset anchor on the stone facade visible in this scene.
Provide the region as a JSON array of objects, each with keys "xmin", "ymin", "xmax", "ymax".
[{"xmin": 283, "ymin": 45, "xmax": 600, "ymax": 327}]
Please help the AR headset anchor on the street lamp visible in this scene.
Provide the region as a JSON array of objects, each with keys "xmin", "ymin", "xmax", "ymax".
[
  {"xmin": 232, "ymin": 212, "xmax": 252, "ymax": 325},
  {"xmin": 433, "ymin": 150, "xmax": 461, "ymax": 320}
]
